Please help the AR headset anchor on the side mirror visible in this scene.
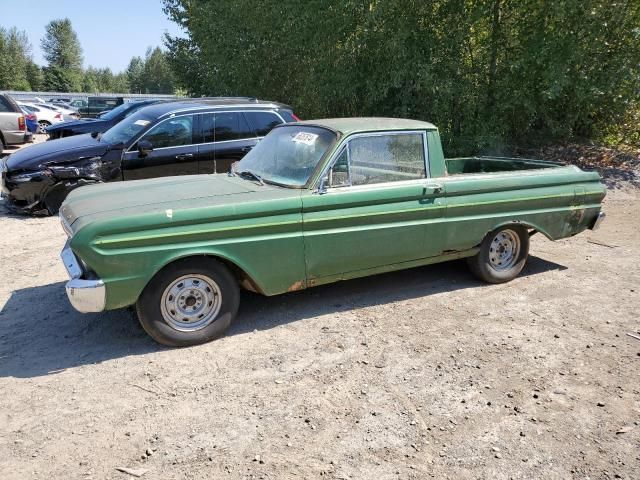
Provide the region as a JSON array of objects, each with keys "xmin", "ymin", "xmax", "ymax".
[
  {"xmin": 137, "ymin": 139, "xmax": 153, "ymax": 157},
  {"xmin": 317, "ymin": 174, "xmax": 329, "ymax": 194}
]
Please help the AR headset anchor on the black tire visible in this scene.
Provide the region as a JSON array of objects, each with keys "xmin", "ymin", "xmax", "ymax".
[
  {"xmin": 467, "ymin": 225, "xmax": 530, "ymax": 284},
  {"xmin": 136, "ymin": 257, "xmax": 240, "ymax": 347},
  {"xmin": 43, "ymin": 181, "xmax": 95, "ymax": 215},
  {"xmin": 43, "ymin": 185, "xmax": 66, "ymax": 215}
]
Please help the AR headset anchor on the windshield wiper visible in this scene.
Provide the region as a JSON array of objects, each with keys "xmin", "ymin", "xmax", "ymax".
[{"xmin": 237, "ymin": 170, "xmax": 264, "ymax": 186}]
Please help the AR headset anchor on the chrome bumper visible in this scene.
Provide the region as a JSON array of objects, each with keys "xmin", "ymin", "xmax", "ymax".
[
  {"xmin": 61, "ymin": 241, "xmax": 106, "ymax": 313},
  {"xmin": 590, "ymin": 211, "xmax": 606, "ymax": 231}
]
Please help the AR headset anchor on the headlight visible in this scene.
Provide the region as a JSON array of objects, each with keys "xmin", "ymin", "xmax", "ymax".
[
  {"xmin": 60, "ymin": 213, "xmax": 73, "ymax": 238},
  {"xmin": 9, "ymin": 171, "xmax": 49, "ymax": 183}
]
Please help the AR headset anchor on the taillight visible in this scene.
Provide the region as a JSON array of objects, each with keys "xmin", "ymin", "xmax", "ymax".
[
  {"xmin": 18, "ymin": 116, "xmax": 25, "ymax": 131},
  {"xmin": 26, "ymin": 114, "xmax": 36, "ymax": 121},
  {"xmin": 55, "ymin": 113, "xmax": 62, "ymax": 120},
  {"xmin": 292, "ymin": 113, "xmax": 301, "ymax": 121}
]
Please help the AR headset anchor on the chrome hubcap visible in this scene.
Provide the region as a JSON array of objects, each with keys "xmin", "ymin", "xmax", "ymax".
[
  {"xmin": 160, "ymin": 274, "xmax": 222, "ymax": 332},
  {"xmin": 489, "ymin": 229, "xmax": 520, "ymax": 271}
]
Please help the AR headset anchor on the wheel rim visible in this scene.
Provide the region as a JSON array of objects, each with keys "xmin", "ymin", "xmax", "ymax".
[
  {"xmin": 38, "ymin": 122, "xmax": 48, "ymax": 134},
  {"xmin": 160, "ymin": 274, "xmax": 222, "ymax": 332},
  {"xmin": 488, "ymin": 229, "xmax": 521, "ymax": 271}
]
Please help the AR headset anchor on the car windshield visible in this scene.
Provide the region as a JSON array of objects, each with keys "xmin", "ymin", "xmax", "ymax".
[
  {"xmin": 234, "ymin": 125, "xmax": 336, "ymax": 187},
  {"xmin": 101, "ymin": 102, "xmax": 136, "ymax": 121},
  {"xmin": 100, "ymin": 109, "xmax": 155, "ymax": 145}
]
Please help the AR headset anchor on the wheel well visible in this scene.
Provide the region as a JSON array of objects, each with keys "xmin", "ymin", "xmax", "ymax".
[
  {"xmin": 487, "ymin": 221, "xmax": 552, "ymax": 241},
  {"xmin": 158, "ymin": 254, "xmax": 265, "ymax": 295}
]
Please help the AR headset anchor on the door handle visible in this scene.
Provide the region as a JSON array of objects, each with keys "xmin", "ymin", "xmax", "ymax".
[
  {"xmin": 241, "ymin": 146, "xmax": 253, "ymax": 153},
  {"xmin": 175, "ymin": 153, "xmax": 194, "ymax": 160},
  {"xmin": 423, "ymin": 183, "xmax": 444, "ymax": 194}
]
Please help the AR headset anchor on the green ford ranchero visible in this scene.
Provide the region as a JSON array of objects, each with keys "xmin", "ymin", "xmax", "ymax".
[{"xmin": 59, "ymin": 118, "xmax": 606, "ymax": 346}]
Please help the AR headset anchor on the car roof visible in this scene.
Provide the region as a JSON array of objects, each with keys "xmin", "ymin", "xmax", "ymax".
[
  {"xmin": 294, "ymin": 117, "xmax": 437, "ymax": 135},
  {"xmin": 136, "ymin": 97, "xmax": 293, "ymax": 119}
]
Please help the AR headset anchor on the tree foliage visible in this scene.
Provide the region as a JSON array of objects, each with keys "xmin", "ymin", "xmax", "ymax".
[
  {"xmin": 0, "ymin": 27, "xmax": 40, "ymax": 91},
  {"xmin": 164, "ymin": 0, "xmax": 640, "ymax": 154},
  {"xmin": 41, "ymin": 18, "xmax": 84, "ymax": 91}
]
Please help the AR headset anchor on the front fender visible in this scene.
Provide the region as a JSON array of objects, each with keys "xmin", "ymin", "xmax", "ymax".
[{"xmin": 77, "ymin": 228, "xmax": 306, "ymax": 310}]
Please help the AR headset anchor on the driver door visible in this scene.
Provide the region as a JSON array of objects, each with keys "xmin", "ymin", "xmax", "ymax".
[
  {"xmin": 301, "ymin": 131, "xmax": 446, "ymax": 281},
  {"xmin": 121, "ymin": 115, "xmax": 198, "ymax": 180}
]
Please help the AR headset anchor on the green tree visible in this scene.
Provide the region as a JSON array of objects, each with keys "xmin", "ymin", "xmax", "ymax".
[
  {"xmin": 111, "ymin": 72, "xmax": 130, "ymax": 93},
  {"xmin": 25, "ymin": 62, "xmax": 44, "ymax": 91},
  {"xmin": 126, "ymin": 56, "xmax": 145, "ymax": 93},
  {"xmin": 0, "ymin": 27, "xmax": 33, "ymax": 90},
  {"xmin": 140, "ymin": 47, "xmax": 175, "ymax": 94},
  {"xmin": 41, "ymin": 18, "xmax": 83, "ymax": 91},
  {"xmin": 163, "ymin": 0, "xmax": 640, "ymax": 154},
  {"xmin": 82, "ymin": 66, "xmax": 99, "ymax": 93}
]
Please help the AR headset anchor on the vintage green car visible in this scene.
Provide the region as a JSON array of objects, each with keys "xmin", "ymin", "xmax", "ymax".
[{"xmin": 59, "ymin": 118, "xmax": 606, "ymax": 346}]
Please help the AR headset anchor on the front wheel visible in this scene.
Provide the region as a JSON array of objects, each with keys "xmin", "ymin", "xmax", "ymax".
[
  {"xmin": 467, "ymin": 225, "xmax": 530, "ymax": 283},
  {"xmin": 136, "ymin": 257, "xmax": 240, "ymax": 347}
]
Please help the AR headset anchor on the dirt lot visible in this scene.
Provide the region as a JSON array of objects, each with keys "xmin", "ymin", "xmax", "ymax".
[{"xmin": 0, "ymin": 143, "xmax": 638, "ymax": 479}]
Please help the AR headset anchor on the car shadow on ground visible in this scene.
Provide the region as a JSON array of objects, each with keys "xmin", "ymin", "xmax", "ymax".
[{"xmin": 0, "ymin": 256, "xmax": 566, "ymax": 379}]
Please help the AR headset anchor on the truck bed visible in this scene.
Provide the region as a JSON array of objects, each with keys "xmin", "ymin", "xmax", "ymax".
[{"xmin": 445, "ymin": 156, "xmax": 563, "ymax": 175}]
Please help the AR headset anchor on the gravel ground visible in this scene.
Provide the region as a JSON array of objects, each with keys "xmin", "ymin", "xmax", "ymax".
[{"xmin": 0, "ymin": 142, "xmax": 638, "ymax": 479}]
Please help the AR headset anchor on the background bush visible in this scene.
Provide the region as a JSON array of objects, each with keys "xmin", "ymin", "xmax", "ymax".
[{"xmin": 164, "ymin": 0, "xmax": 640, "ymax": 155}]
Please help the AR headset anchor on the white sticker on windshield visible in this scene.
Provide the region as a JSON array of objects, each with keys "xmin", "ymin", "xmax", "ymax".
[
  {"xmin": 134, "ymin": 120, "xmax": 150, "ymax": 126},
  {"xmin": 292, "ymin": 132, "xmax": 318, "ymax": 145}
]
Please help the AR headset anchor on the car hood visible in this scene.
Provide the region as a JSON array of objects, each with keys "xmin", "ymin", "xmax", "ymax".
[
  {"xmin": 46, "ymin": 118, "xmax": 107, "ymax": 133},
  {"xmin": 60, "ymin": 174, "xmax": 302, "ymax": 233},
  {"xmin": 6, "ymin": 134, "xmax": 112, "ymax": 171}
]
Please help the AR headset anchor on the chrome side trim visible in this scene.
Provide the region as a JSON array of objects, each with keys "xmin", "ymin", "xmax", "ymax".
[{"xmin": 60, "ymin": 241, "xmax": 106, "ymax": 313}]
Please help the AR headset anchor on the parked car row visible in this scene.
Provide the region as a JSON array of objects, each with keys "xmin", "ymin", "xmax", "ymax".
[
  {"xmin": 0, "ymin": 93, "xmax": 32, "ymax": 153},
  {"xmin": 0, "ymin": 93, "xmax": 607, "ymax": 349},
  {"xmin": 45, "ymin": 99, "xmax": 162, "ymax": 139},
  {"xmin": 1, "ymin": 97, "xmax": 297, "ymax": 214}
]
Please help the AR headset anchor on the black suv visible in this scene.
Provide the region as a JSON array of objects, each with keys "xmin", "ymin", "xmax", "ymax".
[
  {"xmin": 46, "ymin": 100, "xmax": 165, "ymax": 140},
  {"xmin": 1, "ymin": 98, "xmax": 299, "ymax": 215},
  {"xmin": 79, "ymin": 96, "xmax": 125, "ymax": 118}
]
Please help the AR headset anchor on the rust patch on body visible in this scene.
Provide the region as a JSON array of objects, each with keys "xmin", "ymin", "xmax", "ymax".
[{"xmin": 287, "ymin": 281, "xmax": 305, "ymax": 292}]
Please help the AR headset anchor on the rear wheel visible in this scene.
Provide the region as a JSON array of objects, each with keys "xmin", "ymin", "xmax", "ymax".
[
  {"xmin": 467, "ymin": 225, "xmax": 529, "ymax": 283},
  {"xmin": 37, "ymin": 121, "xmax": 51, "ymax": 134},
  {"xmin": 136, "ymin": 257, "xmax": 240, "ymax": 347}
]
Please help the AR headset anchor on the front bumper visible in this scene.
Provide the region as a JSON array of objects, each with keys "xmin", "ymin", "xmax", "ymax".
[
  {"xmin": 61, "ymin": 240, "xmax": 106, "ymax": 313},
  {"xmin": 590, "ymin": 211, "xmax": 606, "ymax": 231},
  {"xmin": 0, "ymin": 165, "xmax": 52, "ymax": 214},
  {"xmin": 3, "ymin": 130, "xmax": 32, "ymax": 146}
]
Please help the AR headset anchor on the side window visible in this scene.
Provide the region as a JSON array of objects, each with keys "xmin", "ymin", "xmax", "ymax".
[
  {"xmin": 349, "ymin": 133, "xmax": 425, "ymax": 185},
  {"xmin": 142, "ymin": 116, "xmax": 193, "ymax": 148},
  {"xmin": 328, "ymin": 148, "xmax": 350, "ymax": 187},
  {"xmin": 0, "ymin": 97, "xmax": 11, "ymax": 112},
  {"xmin": 244, "ymin": 111, "xmax": 283, "ymax": 137},
  {"xmin": 201, "ymin": 112, "xmax": 253, "ymax": 143}
]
